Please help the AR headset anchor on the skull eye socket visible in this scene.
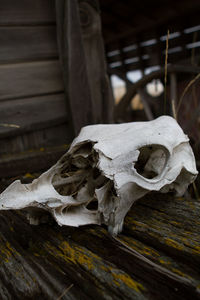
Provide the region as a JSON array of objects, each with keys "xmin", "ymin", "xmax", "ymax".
[{"xmin": 134, "ymin": 144, "xmax": 168, "ymax": 179}]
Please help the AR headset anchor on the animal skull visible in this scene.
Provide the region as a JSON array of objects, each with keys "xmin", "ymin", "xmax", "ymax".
[{"xmin": 0, "ymin": 116, "xmax": 198, "ymax": 235}]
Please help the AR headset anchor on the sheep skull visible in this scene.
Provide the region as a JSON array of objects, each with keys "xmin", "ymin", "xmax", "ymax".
[{"xmin": 0, "ymin": 116, "xmax": 197, "ymax": 235}]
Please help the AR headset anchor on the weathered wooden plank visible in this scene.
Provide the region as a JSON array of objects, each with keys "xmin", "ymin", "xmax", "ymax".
[
  {"xmin": 0, "ymin": 211, "xmax": 148, "ymax": 300},
  {"xmin": 0, "ymin": 26, "xmax": 58, "ymax": 63},
  {"xmin": 124, "ymin": 193, "xmax": 200, "ymax": 270},
  {"xmin": 0, "ymin": 212, "xmax": 84, "ymax": 300},
  {"xmin": 0, "ymin": 94, "xmax": 67, "ymax": 138},
  {"xmin": 0, "ymin": 0, "xmax": 56, "ymax": 25},
  {"xmin": 56, "ymin": 0, "xmax": 114, "ymax": 136},
  {"xmin": 0, "ymin": 190, "xmax": 199, "ymax": 299},
  {"xmin": 67, "ymin": 228, "xmax": 200, "ymax": 299},
  {"xmin": 79, "ymin": 0, "xmax": 114, "ymax": 124},
  {"xmin": 56, "ymin": 0, "xmax": 94, "ymax": 136},
  {"xmin": 0, "ymin": 124, "xmax": 72, "ymax": 156},
  {"xmin": 0, "ymin": 61, "xmax": 64, "ymax": 101},
  {"xmin": 0, "ymin": 145, "xmax": 68, "ymax": 179}
]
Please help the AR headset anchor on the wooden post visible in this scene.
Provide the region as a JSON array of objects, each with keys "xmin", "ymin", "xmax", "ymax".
[
  {"xmin": 56, "ymin": 0, "xmax": 114, "ymax": 136},
  {"xmin": 79, "ymin": 0, "xmax": 114, "ymax": 124}
]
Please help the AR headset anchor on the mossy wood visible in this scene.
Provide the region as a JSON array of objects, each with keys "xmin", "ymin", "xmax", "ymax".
[{"xmin": 0, "ymin": 192, "xmax": 199, "ymax": 299}]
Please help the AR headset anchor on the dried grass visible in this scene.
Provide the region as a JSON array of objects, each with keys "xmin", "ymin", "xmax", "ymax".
[
  {"xmin": 164, "ymin": 30, "xmax": 170, "ymax": 114},
  {"xmin": 176, "ymin": 73, "xmax": 200, "ymax": 115}
]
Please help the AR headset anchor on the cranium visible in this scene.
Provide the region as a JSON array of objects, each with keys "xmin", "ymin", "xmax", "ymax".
[{"xmin": 0, "ymin": 116, "xmax": 197, "ymax": 235}]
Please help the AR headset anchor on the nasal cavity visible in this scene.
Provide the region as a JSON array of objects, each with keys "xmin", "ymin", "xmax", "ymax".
[{"xmin": 134, "ymin": 145, "xmax": 167, "ymax": 179}]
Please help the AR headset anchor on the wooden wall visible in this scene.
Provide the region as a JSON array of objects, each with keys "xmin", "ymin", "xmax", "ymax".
[{"xmin": 0, "ymin": 0, "xmax": 72, "ymax": 156}]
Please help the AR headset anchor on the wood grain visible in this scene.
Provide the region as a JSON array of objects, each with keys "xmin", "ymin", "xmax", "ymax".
[
  {"xmin": 0, "ymin": 123, "xmax": 71, "ymax": 156},
  {"xmin": 0, "ymin": 145, "xmax": 68, "ymax": 178},
  {"xmin": 80, "ymin": 0, "xmax": 114, "ymax": 124},
  {"xmin": 0, "ymin": 0, "xmax": 56, "ymax": 25},
  {"xmin": 56, "ymin": 0, "xmax": 114, "ymax": 136},
  {"xmin": 0, "ymin": 61, "xmax": 64, "ymax": 101},
  {"xmin": 56, "ymin": 0, "xmax": 94, "ymax": 136},
  {"xmin": 0, "ymin": 26, "xmax": 58, "ymax": 63},
  {"xmin": 0, "ymin": 94, "xmax": 67, "ymax": 138},
  {"xmin": 0, "ymin": 192, "xmax": 199, "ymax": 299}
]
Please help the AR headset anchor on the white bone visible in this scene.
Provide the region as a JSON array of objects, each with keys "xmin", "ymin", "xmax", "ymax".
[{"xmin": 0, "ymin": 116, "xmax": 198, "ymax": 235}]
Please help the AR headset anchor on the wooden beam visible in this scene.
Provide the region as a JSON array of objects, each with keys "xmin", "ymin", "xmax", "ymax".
[
  {"xmin": 56, "ymin": 0, "xmax": 113, "ymax": 136},
  {"xmin": 107, "ymin": 30, "xmax": 197, "ymax": 66},
  {"xmin": 56, "ymin": 0, "xmax": 95, "ymax": 136},
  {"xmin": 79, "ymin": 0, "xmax": 114, "ymax": 124}
]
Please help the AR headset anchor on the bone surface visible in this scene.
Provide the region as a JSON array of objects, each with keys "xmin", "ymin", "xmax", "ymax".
[{"xmin": 0, "ymin": 116, "xmax": 198, "ymax": 235}]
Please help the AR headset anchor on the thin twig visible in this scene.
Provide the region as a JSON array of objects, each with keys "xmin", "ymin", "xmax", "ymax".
[
  {"xmin": 177, "ymin": 73, "xmax": 200, "ymax": 114},
  {"xmin": 164, "ymin": 30, "xmax": 170, "ymax": 114},
  {"xmin": 56, "ymin": 284, "xmax": 74, "ymax": 300},
  {"xmin": 171, "ymin": 99, "xmax": 177, "ymax": 120}
]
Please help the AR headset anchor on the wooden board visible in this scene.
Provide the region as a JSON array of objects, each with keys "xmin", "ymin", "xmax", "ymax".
[
  {"xmin": 0, "ymin": 145, "xmax": 68, "ymax": 178},
  {"xmin": 56, "ymin": 0, "xmax": 114, "ymax": 136},
  {"xmin": 56, "ymin": 0, "xmax": 94, "ymax": 136},
  {"xmin": 0, "ymin": 123, "xmax": 72, "ymax": 156},
  {"xmin": 0, "ymin": 26, "xmax": 58, "ymax": 63},
  {"xmin": 0, "ymin": 192, "xmax": 199, "ymax": 299},
  {"xmin": 0, "ymin": 61, "xmax": 64, "ymax": 101},
  {"xmin": 0, "ymin": 94, "xmax": 67, "ymax": 138},
  {"xmin": 0, "ymin": 0, "xmax": 56, "ymax": 25}
]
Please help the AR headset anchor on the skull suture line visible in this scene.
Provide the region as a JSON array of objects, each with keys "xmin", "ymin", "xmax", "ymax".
[{"xmin": 0, "ymin": 116, "xmax": 198, "ymax": 235}]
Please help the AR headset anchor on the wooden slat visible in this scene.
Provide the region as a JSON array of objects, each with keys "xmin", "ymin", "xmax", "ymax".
[
  {"xmin": 0, "ymin": 94, "xmax": 67, "ymax": 138},
  {"xmin": 109, "ymin": 46, "xmax": 197, "ymax": 73},
  {"xmin": 56, "ymin": 0, "xmax": 95, "ymax": 136},
  {"xmin": 0, "ymin": 0, "xmax": 56, "ymax": 25},
  {"xmin": 80, "ymin": 0, "xmax": 114, "ymax": 124},
  {"xmin": 0, "ymin": 124, "xmax": 72, "ymax": 156},
  {"xmin": 107, "ymin": 32, "xmax": 197, "ymax": 66},
  {"xmin": 0, "ymin": 145, "xmax": 68, "ymax": 178},
  {"xmin": 0, "ymin": 26, "xmax": 58, "ymax": 63},
  {"xmin": 56, "ymin": 0, "xmax": 114, "ymax": 136},
  {"xmin": 104, "ymin": 19, "xmax": 200, "ymax": 53},
  {"xmin": 0, "ymin": 60, "xmax": 64, "ymax": 101}
]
